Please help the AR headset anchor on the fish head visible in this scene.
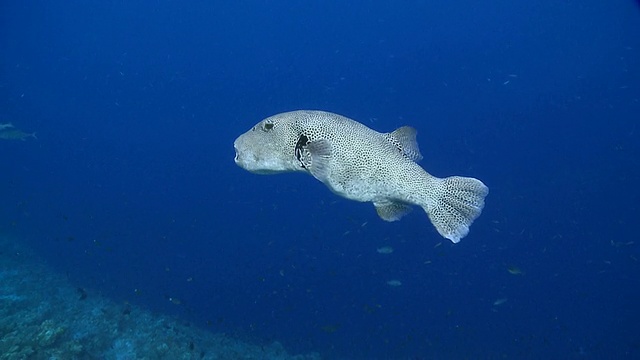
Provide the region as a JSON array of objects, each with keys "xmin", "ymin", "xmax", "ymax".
[{"xmin": 234, "ymin": 114, "xmax": 301, "ymax": 174}]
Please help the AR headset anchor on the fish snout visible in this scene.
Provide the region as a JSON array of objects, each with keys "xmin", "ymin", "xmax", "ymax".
[
  {"xmin": 233, "ymin": 144, "xmax": 244, "ymax": 165},
  {"xmin": 233, "ymin": 141, "xmax": 251, "ymax": 169}
]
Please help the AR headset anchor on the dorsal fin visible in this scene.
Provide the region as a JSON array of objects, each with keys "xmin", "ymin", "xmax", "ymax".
[{"xmin": 386, "ymin": 126, "xmax": 423, "ymax": 162}]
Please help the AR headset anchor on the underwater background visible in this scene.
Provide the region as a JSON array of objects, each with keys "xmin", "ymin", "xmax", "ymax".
[{"xmin": 1, "ymin": 0, "xmax": 639, "ymax": 359}]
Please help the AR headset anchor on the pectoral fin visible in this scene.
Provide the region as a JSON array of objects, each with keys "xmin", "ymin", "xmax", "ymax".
[{"xmin": 305, "ymin": 140, "xmax": 332, "ymax": 181}]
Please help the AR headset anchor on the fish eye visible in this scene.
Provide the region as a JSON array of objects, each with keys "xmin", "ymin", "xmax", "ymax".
[{"xmin": 263, "ymin": 122, "xmax": 274, "ymax": 131}]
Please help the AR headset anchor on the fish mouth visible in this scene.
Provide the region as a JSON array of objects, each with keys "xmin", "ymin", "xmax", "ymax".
[
  {"xmin": 233, "ymin": 141, "xmax": 279, "ymax": 174},
  {"xmin": 233, "ymin": 145, "xmax": 240, "ymax": 164}
]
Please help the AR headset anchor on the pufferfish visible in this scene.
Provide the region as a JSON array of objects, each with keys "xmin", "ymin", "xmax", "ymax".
[{"xmin": 233, "ymin": 110, "xmax": 488, "ymax": 243}]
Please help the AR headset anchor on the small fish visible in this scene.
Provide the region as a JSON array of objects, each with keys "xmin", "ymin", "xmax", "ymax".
[
  {"xmin": 507, "ymin": 266, "xmax": 523, "ymax": 275},
  {"xmin": 376, "ymin": 246, "xmax": 394, "ymax": 254},
  {"xmin": 168, "ymin": 297, "xmax": 182, "ymax": 305},
  {"xmin": 0, "ymin": 129, "xmax": 37, "ymax": 141},
  {"xmin": 77, "ymin": 287, "xmax": 88, "ymax": 301},
  {"xmin": 234, "ymin": 111, "xmax": 488, "ymax": 243},
  {"xmin": 321, "ymin": 324, "xmax": 341, "ymax": 333},
  {"xmin": 493, "ymin": 298, "xmax": 508, "ymax": 306},
  {"xmin": 386, "ymin": 280, "xmax": 402, "ymax": 287},
  {"xmin": 610, "ymin": 240, "xmax": 635, "ymax": 247},
  {"xmin": 0, "ymin": 123, "xmax": 14, "ymax": 130}
]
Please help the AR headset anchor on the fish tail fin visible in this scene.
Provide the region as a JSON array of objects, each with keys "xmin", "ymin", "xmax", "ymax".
[
  {"xmin": 423, "ymin": 176, "xmax": 488, "ymax": 243},
  {"xmin": 31, "ymin": 132, "xmax": 37, "ymax": 140}
]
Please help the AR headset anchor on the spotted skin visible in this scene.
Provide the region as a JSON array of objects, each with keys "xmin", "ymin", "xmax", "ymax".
[{"xmin": 234, "ymin": 110, "xmax": 488, "ymax": 243}]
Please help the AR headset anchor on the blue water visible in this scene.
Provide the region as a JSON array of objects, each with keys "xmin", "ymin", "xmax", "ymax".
[{"xmin": 2, "ymin": 0, "xmax": 639, "ymax": 358}]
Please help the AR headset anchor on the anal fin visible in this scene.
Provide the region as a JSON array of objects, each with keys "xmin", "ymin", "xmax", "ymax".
[{"xmin": 374, "ymin": 201, "xmax": 413, "ymax": 222}]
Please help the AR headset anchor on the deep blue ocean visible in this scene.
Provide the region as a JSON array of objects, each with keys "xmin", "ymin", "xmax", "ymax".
[{"xmin": 1, "ymin": 1, "xmax": 639, "ymax": 358}]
